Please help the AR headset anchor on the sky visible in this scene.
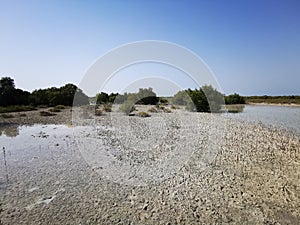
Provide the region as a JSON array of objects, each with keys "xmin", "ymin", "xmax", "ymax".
[{"xmin": 1, "ymin": 0, "xmax": 300, "ymax": 96}]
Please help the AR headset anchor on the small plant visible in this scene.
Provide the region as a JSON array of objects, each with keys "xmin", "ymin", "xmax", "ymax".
[
  {"xmin": 136, "ymin": 111, "xmax": 151, "ymax": 117},
  {"xmin": 170, "ymin": 104, "xmax": 177, "ymax": 109},
  {"xmin": 0, "ymin": 113, "xmax": 14, "ymax": 118},
  {"xmin": 119, "ymin": 101, "xmax": 135, "ymax": 115},
  {"xmin": 49, "ymin": 108, "xmax": 61, "ymax": 112},
  {"xmin": 163, "ymin": 108, "xmax": 172, "ymax": 113},
  {"xmin": 95, "ymin": 109, "xmax": 103, "ymax": 116},
  {"xmin": 102, "ymin": 103, "xmax": 112, "ymax": 112},
  {"xmin": 148, "ymin": 107, "xmax": 158, "ymax": 113},
  {"xmin": 40, "ymin": 111, "xmax": 56, "ymax": 116}
]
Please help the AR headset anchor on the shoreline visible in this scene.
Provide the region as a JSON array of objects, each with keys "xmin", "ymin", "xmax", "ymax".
[{"xmin": 247, "ymin": 102, "xmax": 300, "ymax": 107}]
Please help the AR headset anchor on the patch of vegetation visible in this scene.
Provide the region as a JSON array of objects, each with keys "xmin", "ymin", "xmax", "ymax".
[
  {"xmin": 173, "ymin": 85, "xmax": 224, "ymax": 112},
  {"xmin": 0, "ymin": 113, "xmax": 14, "ymax": 118},
  {"xmin": 136, "ymin": 111, "xmax": 151, "ymax": 117},
  {"xmin": 95, "ymin": 109, "xmax": 103, "ymax": 116},
  {"xmin": 0, "ymin": 105, "xmax": 36, "ymax": 113},
  {"xmin": 49, "ymin": 108, "xmax": 61, "ymax": 112},
  {"xmin": 18, "ymin": 113, "xmax": 27, "ymax": 117},
  {"xmin": 102, "ymin": 103, "xmax": 112, "ymax": 112},
  {"xmin": 170, "ymin": 104, "xmax": 177, "ymax": 109},
  {"xmin": 245, "ymin": 95, "xmax": 300, "ymax": 104},
  {"xmin": 159, "ymin": 98, "xmax": 168, "ymax": 104},
  {"xmin": 40, "ymin": 111, "xmax": 56, "ymax": 116},
  {"xmin": 119, "ymin": 101, "xmax": 136, "ymax": 115},
  {"xmin": 148, "ymin": 107, "xmax": 158, "ymax": 113},
  {"xmin": 163, "ymin": 108, "xmax": 172, "ymax": 113},
  {"xmin": 0, "ymin": 76, "xmax": 89, "ymax": 108},
  {"xmin": 225, "ymin": 93, "xmax": 245, "ymax": 104}
]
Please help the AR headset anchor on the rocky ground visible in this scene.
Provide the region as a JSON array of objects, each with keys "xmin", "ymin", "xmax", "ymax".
[{"xmin": 0, "ymin": 105, "xmax": 299, "ymax": 224}]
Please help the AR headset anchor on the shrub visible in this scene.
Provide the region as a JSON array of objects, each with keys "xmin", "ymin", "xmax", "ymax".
[
  {"xmin": 136, "ymin": 111, "xmax": 151, "ymax": 117},
  {"xmin": 102, "ymin": 103, "xmax": 112, "ymax": 112},
  {"xmin": 170, "ymin": 104, "xmax": 177, "ymax": 109},
  {"xmin": 119, "ymin": 100, "xmax": 135, "ymax": 115},
  {"xmin": 40, "ymin": 111, "xmax": 56, "ymax": 116},
  {"xmin": 49, "ymin": 108, "xmax": 61, "ymax": 112},
  {"xmin": 148, "ymin": 107, "xmax": 158, "ymax": 113},
  {"xmin": 163, "ymin": 108, "xmax": 172, "ymax": 113},
  {"xmin": 95, "ymin": 109, "xmax": 103, "ymax": 116},
  {"xmin": 225, "ymin": 93, "xmax": 246, "ymax": 105}
]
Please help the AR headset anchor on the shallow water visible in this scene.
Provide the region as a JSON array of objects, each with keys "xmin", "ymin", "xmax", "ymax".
[{"xmin": 227, "ymin": 105, "xmax": 300, "ymax": 135}]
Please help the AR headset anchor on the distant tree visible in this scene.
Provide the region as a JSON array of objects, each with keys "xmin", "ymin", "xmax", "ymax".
[
  {"xmin": 225, "ymin": 93, "xmax": 245, "ymax": 104},
  {"xmin": 96, "ymin": 92, "xmax": 109, "ymax": 105},
  {"xmin": 0, "ymin": 77, "xmax": 15, "ymax": 89},
  {"xmin": 186, "ymin": 88, "xmax": 209, "ymax": 112},
  {"xmin": 62, "ymin": 84, "xmax": 89, "ymax": 106},
  {"xmin": 201, "ymin": 85, "xmax": 224, "ymax": 112},
  {"xmin": 172, "ymin": 85, "xmax": 224, "ymax": 112},
  {"xmin": 172, "ymin": 90, "xmax": 191, "ymax": 105},
  {"xmin": 136, "ymin": 88, "xmax": 158, "ymax": 105},
  {"xmin": 108, "ymin": 93, "xmax": 118, "ymax": 103}
]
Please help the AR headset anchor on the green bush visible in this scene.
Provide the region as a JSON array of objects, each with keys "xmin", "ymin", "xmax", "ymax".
[{"xmin": 225, "ymin": 93, "xmax": 245, "ymax": 104}]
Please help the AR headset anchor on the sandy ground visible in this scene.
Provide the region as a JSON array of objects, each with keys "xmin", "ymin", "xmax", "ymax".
[{"xmin": 0, "ymin": 105, "xmax": 299, "ymax": 224}]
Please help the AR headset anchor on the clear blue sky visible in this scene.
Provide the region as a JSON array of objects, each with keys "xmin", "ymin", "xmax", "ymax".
[{"xmin": 1, "ymin": 0, "xmax": 300, "ymax": 96}]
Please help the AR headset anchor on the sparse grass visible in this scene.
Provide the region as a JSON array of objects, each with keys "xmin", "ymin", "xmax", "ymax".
[
  {"xmin": 49, "ymin": 108, "xmax": 61, "ymax": 112},
  {"xmin": 119, "ymin": 102, "xmax": 135, "ymax": 115},
  {"xmin": 0, "ymin": 105, "xmax": 36, "ymax": 113},
  {"xmin": 102, "ymin": 103, "xmax": 112, "ymax": 112},
  {"xmin": 95, "ymin": 109, "xmax": 103, "ymax": 116},
  {"xmin": 40, "ymin": 111, "xmax": 56, "ymax": 116},
  {"xmin": 0, "ymin": 113, "xmax": 14, "ymax": 118},
  {"xmin": 136, "ymin": 111, "xmax": 151, "ymax": 117},
  {"xmin": 245, "ymin": 97, "xmax": 300, "ymax": 105},
  {"xmin": 148, "ymin": 107, "xmax": 158, "ymax": 113},
  {"xmin": 163, "ymin": 108, "xmax": 172, "ymax": 113}
]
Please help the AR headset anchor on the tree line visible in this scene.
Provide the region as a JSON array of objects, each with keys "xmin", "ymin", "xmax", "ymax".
[
  {"xmin": 1, "ymin": 76, "xmax": 247, "ymax": 113},
  {"xmin": 0, "ymin": 77, "xmax": 89, "ymax": 107}
]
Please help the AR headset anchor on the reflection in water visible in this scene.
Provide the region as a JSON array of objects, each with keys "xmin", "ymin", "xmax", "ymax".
[
  {"xmin": 221, "ymin": 105, "xmax": 245, "ymax": 113},
  {"xmin": 0, "ymin": 125, "xmax": 19, "ymax": 137},
  {"xmin": 228, "ymin": 105, "xmax": 300, "ymax": 134},
  {"xmin": 2, "ymin": 147, "xmax": 9, "ymax": 183}
]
